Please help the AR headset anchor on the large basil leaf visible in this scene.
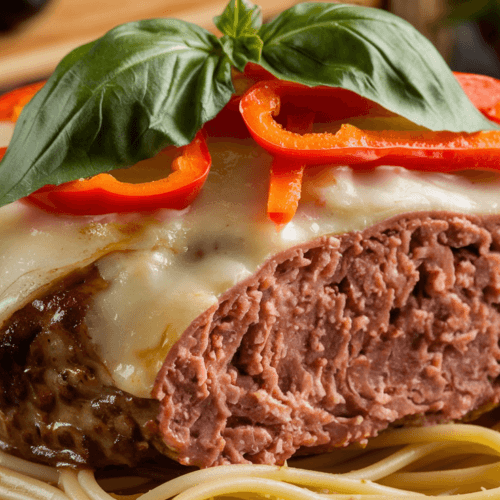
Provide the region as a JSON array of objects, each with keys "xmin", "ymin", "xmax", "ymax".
[
  {"xmin": 0, "ymin": 19, "xmax": 233, "ymax": 207},
  {"xmin": 258, "ymin": 2, "xmax": 498, "ymax": 132}
]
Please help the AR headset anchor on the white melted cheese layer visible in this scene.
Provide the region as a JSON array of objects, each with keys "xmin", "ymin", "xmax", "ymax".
[{"xmin": 2, "ymin": 123, "xmax": 500, "ymax": 398}]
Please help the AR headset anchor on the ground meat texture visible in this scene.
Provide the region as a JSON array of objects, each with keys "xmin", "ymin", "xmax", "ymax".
[
  {"xmin": 154, "ymin": 212, "xmax": 500, "ymax": 467},
  {"xmin": 0, "ymin": 266, "xmax": 163, "ymax": 468}
]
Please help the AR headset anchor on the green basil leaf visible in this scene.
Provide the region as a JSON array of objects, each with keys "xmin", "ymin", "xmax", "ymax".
[
  {"xmin": 0, "ymin": 19, "xmax": 233, "ymax": 207},
  {"xmin": 214, "ymin": 0, "xmax": 262, "ymax": 38},
  {"xmin": 220, "ymin": 34, "xmax": 263, "ymax": 71},
  {"xmin": 215, "ymin": 0, "xmax": 263, "ymax": 70},
  {"xmin": 258, "ymin": 2, "xmax": 498, "ymax": 132}
]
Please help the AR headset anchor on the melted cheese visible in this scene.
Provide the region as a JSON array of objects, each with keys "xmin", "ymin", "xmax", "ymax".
[{"xmin": 2, "ymin": 123, "xmax": 500, "ymax": 397}]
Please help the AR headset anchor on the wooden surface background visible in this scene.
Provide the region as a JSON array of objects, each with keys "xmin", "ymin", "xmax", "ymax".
[
  {"xmin": 0, "ymin": 0, "xmax": 383, "ymax": 91},
  {"xmin": 389, "ymin": 0, "xmax": 453, "ymax": 62}
]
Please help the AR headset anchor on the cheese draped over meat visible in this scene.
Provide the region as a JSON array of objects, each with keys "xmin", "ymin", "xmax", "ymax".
[{"xmin": 2, "ymin": 121, "xmax": 500, "ymax": 398}]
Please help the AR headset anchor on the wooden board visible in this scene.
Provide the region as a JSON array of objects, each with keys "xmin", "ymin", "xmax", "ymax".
[{"xmin": 0, "ymin": 0, "xmax": 383, "ymax": 91}]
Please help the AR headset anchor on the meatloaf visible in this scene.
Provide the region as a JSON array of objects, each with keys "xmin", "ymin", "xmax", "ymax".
[{"xmin": 2, "ymin": 210, "xmax": 500, "ymax": 468}]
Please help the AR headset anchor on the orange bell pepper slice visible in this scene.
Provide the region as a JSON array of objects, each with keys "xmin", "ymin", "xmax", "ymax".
[
  {"xmin": 268, "ymin": 160, "xmax": 304, "ymax": 226},
  {"xmin": 267, "ymin": 112, "xmax": 314, "ymax": 225}
]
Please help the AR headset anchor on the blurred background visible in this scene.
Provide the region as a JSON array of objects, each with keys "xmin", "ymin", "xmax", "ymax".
[{"xmin": 1, "ymin": 0, "xmax": 500, "ymax": 92}]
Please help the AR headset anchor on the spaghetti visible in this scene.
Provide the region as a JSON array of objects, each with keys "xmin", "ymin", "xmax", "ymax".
[{"xmin": 2, "ymin": 420, "xmax": 500, "ymax": 499}]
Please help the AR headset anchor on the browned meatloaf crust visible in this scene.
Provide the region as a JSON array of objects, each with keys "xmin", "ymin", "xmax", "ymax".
[
  {"xmin": 154, "ymin": 211, "xmax": 500, "ymax": 467},
  {"xmin": 2, "ymin": 211, "xmax": 500, "ymax": 468},
  {"xmin": 0, "ymin": 267, "xmax": 165, "ymax": 468}
]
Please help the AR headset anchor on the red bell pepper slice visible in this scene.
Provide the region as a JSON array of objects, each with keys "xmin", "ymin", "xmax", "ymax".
[
  {"xmin": 3, "ymin": 71, "xmax": 500, "ymax": 217},
  {"xmin": 455, "ymin": 72, "xmax": 500, "ymax": 124},
  {"xmin": 0, "ymin": 81, "xmax": 46, "ymax": 122},
  {"xmin": 27, "ymin": 130, "xmax": 211, "ymax": 215},
  {"xmin": 205, "ymin": 65, "xmax": 277, "ymax": 139},
  {"xmin": 0, "ymin": 82, "xmax": 211, "ymax": 215},
  {"xmin": 239, "ymin": 79, "xmax": 500, "ymax": 171}
]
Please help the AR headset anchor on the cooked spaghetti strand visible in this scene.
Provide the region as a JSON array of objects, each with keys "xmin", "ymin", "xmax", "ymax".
[
  {"xmin": 0, "ymin": 464, "xmax": 68, "ymax": 500},
  {"xmin": 78, "ymin": 470, "xmax": 116, "ymax": 500},
  {"xmin": 342, "ymin": 443, "xmax": 448, "ymax": 480},
  {"xmin": 382, "ymin": 461, "xmax": 500, "ymax": 490},
  {"xmin": 0, "ymin": 449, "xmax": 59, "ymax": 484},
  {"xmin": 136, "ymin": 464, "xmax": 418, "ymax": 500},
  {"xmin": 60, "ymin": 469, "xmax": 93, "ymax": 500},
  {"xmin": 366, "ymin": 424, "xmax": 500, "ymax": 454}
]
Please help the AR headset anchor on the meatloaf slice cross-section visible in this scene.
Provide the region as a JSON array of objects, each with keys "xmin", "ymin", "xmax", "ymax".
[
  {"xmin": 154, "ymin": 212, "xmax": 500, "ymax": 467},
  {"xmin": 1, "ymin": 210, "xmax": 500, "ymax": 469}
]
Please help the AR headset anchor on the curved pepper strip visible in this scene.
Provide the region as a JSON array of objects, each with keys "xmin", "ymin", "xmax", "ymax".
[
  {"xmin": 0, "ymin": 80, "xmax": 46, "ymax": 121},
  {"xmin": 239, "ymin": 80, "xmax": 500, "ymax": 171},
  {"xmin": 205, "ymin": 65, "xmax": 277, "ymax": 139},
  {"xmin": 27, "ymin": 130, "xmax": 211, "ymax": 215},
  {"xmin": 268, "ymin": 160, "xmax": 304, "ymax": 226},
  {"xmin": 3, "ymin": 72, "xmax": 500, "ymax": 216},
  {"xmin": 0, "ymin": 82, "xmax": 211, "ymax": 215},
  {"xmin": 455, "ymin": 72, "xmax": 500, "ymax": 124}
]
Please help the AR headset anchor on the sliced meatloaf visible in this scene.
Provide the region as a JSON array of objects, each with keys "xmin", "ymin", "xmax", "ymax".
[
  {"xmin": 2, "ymin": 211, "xmax": 500, "ymax": 468},
  {"xmin": 154, "ymin": 211, "xmax": 500, "ymax": 467}
]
